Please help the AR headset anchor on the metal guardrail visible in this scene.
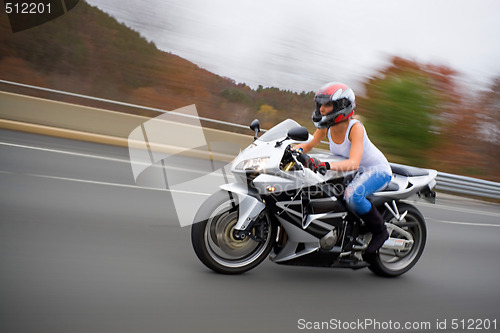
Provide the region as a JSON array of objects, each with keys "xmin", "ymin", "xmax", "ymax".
[
  {"xmin": 2, "ymin": 79, "xmax": 500, "ymax": 200},
  {"xmin": 0, "ymin": 79, "xmax": 251, "ymax": 131},
  {"xmin": 436, "ymin": 172, "xmax": 500, "ymax": 199}
]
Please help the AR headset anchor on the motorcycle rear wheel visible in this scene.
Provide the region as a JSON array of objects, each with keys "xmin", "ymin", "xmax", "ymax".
[
  {"xmin": 368, "ymin": 202, "xmax": 427, "ymax": 277},
  {"xmin": 191, "ymin": 190, "xmax": 276, "ymax": 274}
]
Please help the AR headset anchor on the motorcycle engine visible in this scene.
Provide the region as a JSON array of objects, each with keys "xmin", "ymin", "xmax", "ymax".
[{"xmin": 319, "ymin": 228, "xmax": 338, "ymax": 250}]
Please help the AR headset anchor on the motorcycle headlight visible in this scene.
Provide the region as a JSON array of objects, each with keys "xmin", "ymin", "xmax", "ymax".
[{"xmin": 235, "ymin": 157, "xmax": 270, "ymax": 171}]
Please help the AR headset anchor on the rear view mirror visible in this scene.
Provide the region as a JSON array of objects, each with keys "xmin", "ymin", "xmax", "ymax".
[
  {"xmin": 250, "ymin": 119, "xmax": 260, "ymax": 140},
  {"xmin": 287, "ymin": 126, "xmax": 309, "ymax": 142}
]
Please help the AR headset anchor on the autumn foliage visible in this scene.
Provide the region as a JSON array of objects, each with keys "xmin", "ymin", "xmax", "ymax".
[{"xmin": 357, "ymin": 57, "xmax": 499, "ymax": 181}]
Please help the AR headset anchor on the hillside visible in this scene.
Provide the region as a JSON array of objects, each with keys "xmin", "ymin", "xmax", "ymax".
[{"xmin": 0, "ymin": 0, "xmax": 314, "ymax": 131}]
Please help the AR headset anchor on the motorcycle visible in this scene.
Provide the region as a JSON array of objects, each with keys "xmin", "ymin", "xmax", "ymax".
[{"xmin": 191, "ymin": 119, "xmax": 437, "ymax": 277}]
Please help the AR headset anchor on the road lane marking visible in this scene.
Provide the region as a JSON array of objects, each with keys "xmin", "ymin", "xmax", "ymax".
[
  {"xmin": 416, "ymin": 201, "xmax": 500, "ymax": 219},
  {"xmin": 0, "ymin": 141, "xmax": 235, "ymax": 179},
  {"xmin": 0, "ymin": 141, "xmax": 129, "ymax": 163},
  {"xmin": 0, "ymin": 170, "xmax": 211, "ymax": 197},
  {"xmin": 429, "ymin": 218, "xmax": 500, "ymax": 228}
]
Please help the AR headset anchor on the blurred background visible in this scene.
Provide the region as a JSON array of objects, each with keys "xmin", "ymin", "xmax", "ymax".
[{"xmin": 1, "ymin": 0, "xmax": 499, "ymax": 181}]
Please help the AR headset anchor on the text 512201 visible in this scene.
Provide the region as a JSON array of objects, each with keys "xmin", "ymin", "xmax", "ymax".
[{"xmin": 5, "ymin": 2, "xmax": 52, "ymax": 14}]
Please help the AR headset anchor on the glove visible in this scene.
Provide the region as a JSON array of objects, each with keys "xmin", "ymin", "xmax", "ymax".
[
  {"xmin": 297, "ymin": 154, "xmax": 330, "ymax": 175},
  {"xmin": 312, "ymin": 157, "xmax": 330, "ymax": 175}
]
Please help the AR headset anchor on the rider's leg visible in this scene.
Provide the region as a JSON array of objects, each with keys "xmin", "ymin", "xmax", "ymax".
[
  {"xmin": 360, "ymin": 204, "xmax": 389, "ymax": 254},
  {"xmin": 344, "ymin": 169, "xmax": 392, "ymax": 255}
]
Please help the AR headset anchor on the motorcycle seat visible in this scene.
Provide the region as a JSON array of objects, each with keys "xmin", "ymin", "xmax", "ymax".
[
  {"xmin": 390, "ymin": 164, "xmax": 429, "ymax": 177},
  {"xmin": 375, "ymin": 174, "xmax": 408, "ymax": 193},
  {"xmin": 382, "ymin": 181, "xmax": 400, "ymax": 192}
]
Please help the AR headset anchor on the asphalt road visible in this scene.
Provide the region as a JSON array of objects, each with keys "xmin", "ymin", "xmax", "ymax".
[{"xmin": 1, "ymin": 129, "xmax": 500, "ymax": 333}]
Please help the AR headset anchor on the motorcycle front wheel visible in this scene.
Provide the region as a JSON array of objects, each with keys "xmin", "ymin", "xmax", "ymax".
[
  {"xmin": 368, "ymin": 202, "xmax": 427, "ymax": 277},
  {"xmin": 191, "ymin": 190, "xmax": 276, "ymax": 274}
]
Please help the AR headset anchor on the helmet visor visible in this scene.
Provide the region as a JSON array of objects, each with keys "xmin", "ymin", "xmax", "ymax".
[{"xmin": 314, "ymin": 94, "xmax": 331, "ymax": 105}]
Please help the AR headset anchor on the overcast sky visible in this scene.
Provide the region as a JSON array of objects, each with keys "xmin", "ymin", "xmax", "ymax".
[{"xmin": 86, "ymin": 0, "xmax": 500, "ymax": 93}]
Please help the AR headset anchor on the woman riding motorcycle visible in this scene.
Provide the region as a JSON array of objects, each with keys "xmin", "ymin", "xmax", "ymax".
[{"xmin": 294, "ymin": 82, "xmax": 392, "ymax": 260}]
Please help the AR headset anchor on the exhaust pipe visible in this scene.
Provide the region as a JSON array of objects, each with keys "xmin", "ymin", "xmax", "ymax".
[{"xmin": 382, "ymin": 238, "xmax": 413, "ymax": 251}]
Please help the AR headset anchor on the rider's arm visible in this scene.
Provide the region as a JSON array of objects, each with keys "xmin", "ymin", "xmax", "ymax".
[
  {"xmin": 294, "ymin": 128, "xmax": 327, "ymax": 153},
  {"xmin": 327, "ymin": 122, "xmax": 363, "ymax": 172}
]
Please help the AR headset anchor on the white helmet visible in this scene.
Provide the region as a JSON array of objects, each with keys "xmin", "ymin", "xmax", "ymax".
[{"xmin": 312, "ymin": 82, "xmax": 356, "ymax": 129}]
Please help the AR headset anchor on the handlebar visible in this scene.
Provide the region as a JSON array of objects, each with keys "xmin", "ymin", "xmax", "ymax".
[{"xmin": 285, "ymin": 146, "xmax": 307, "ymax": 176}]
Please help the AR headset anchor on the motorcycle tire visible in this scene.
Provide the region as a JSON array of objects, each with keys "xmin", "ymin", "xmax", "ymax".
[
  {"xmin": 191, "ymin": 190, "xmax": 276, "ymax": 274},
  {"xmin": 368, "ymin": 202, "xmax": 427, "ymax": 277}
]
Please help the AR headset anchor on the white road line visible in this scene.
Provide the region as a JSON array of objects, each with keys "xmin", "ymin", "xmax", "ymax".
[
  {"xmin": 0, "ymin": 140, "xmax": 235, "ymax": 178},
  {"xmin": 429, "ymin": 218, "xmax": 500, "ymax": 228},
  {"xmin": 416, "ymin": 201, "xmax": 500, "ymax": 218},
  {"xmin": 0, "ymin": 170, "xmax": 211, "ymax": 197},
  {"xmin": 0, "ymin": 141, "xmax": 129, "ymax": 163}
]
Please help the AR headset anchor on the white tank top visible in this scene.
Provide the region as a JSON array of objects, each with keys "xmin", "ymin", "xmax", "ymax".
[{"xmin": 327, "ymin": 119, "xmax": 392, "ymax": 175}]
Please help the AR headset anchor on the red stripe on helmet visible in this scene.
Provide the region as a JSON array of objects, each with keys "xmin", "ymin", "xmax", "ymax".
[
  {"xmin": 334, "ymin": 111, "xmax": 354, "ymax": 124},
  {"xmin": 322, "ymin": 83, "xmax": 349, "ymax": 95}
]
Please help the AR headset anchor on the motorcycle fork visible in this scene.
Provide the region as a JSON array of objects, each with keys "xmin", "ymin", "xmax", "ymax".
[{"xmin": 233, "ymin": 210, "xmax": 270, "ymax": 242}]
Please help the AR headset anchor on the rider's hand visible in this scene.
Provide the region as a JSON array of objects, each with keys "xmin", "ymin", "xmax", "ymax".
[
  {"xmin": 311, "ymin": 157, "xmax": 330, "ymax": 175},
  {"xmin": 297, "ymin": 154, "xmax": 330, "ymax": 175},
  {"xmin": 297, "ymin": 153, "xmax": 312, "ymax": 168},
  {"xmin": 293, "ymin": 144, "xmax": 306, "ymax": 152}
]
